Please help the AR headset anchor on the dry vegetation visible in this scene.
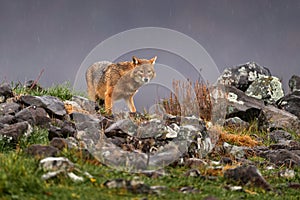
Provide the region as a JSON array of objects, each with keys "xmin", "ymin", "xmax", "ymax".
[{"xmin": 162, "ymin": 80, "xmax": 212, "ymax": 121}]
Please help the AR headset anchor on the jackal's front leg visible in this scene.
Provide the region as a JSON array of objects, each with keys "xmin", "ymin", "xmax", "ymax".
[{"xmin": 126, "ymin": 95, "xmax": 136, "ymax": 113}]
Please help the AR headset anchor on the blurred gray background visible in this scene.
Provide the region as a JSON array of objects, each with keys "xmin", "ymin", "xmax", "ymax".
[{"xmin": 1, "ymin": 0, "xmax": 299, "ymax": 100}]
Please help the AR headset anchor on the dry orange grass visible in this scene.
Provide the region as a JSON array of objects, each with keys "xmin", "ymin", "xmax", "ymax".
[
  {"xmin": 218, "ymin": 131, "xmax": 259, "ymax": 147},
  {"xmin": 163, "ymin": 80, "xmax": 212, "ymax": 121}
]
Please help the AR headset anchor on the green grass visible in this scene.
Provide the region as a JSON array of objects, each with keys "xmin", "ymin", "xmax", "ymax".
[
  {"xmin": 12, "ymin": 82, "xmax": 76, "ymax": 101},
  {"xmin": 0, "ymin": 124, "xmax": 299, "ymax": 200},
  {"xmin": 0, "ymin": 150, "xmax": 299, "ymax": 200}
]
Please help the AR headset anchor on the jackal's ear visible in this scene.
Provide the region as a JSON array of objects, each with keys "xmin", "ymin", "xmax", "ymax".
[
  {"xmin": 150, "ymin": 56, "xmax": 157, "ymax": 64},
  {"xmin": 132, "ymin": 56, "xmax": 139, "ymax": 65}
]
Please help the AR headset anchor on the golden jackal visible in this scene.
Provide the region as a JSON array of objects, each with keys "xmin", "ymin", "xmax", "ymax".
[{"xmin": 86, "ymin": 56, "xmax": 157, "ymax": 114}]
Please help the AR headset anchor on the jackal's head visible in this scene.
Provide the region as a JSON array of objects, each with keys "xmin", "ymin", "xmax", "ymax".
[{"xmin": 130, "ymin": 56, "xmax": 157, "ymax": 84}]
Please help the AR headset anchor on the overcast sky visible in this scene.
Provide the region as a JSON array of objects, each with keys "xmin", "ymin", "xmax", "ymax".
[{"xmin": 1, "ymin": 0, "xmax": 300, "ymax": 94}]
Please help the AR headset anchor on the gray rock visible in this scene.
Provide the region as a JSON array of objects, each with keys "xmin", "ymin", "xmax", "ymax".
[
  {"xmin": 0, "ymin": 83, "xmax": 13, "ymax": 103},
  {"xmin": 104, "ymin": 178, "xmax": 153, "ymax": 194},
  {"xmin": 104, "ymin": 118, "xmax": 137, "ymax": 136},
  {"xmin": 224, "ymin": 165, "xmax": 271, "ymax": 191},
  {"xmin": 15, "ymin": 106, "xmax": 51, "ymax": 127},
  {"xmin": 48, "ymin": 121, "xmax": 76, "ymax": 140},
  {"xmin": 50, "ymin": 137, "xmax": 68, "ymax": 150},
  {"xmin": 0, "ymin": 121, "xmax": 32, "ymax": 141},
  {"xmin": 223, "ymin": 142, "xmax": 247, "ymax": 159},
  {"xmin": 179, "ymin": 186, "xmax": 201, "ymax": 194},
  {"xmin": 223, "ymin": 117, "xmax": 249, "ymax": 129},
  {"xmin": 20, "ymin": 95, "xmax": 66, "ymax": 117},
  {"xmin": 258, "ymin": 105, "xmax": 300, "ymax": 132},
  {"xmin": 0, "ymin": 114, "xmax": 15, "ymax": 124},
  {"xmin": 71, "ymin": 95, "xmax": 98, "ymax": 114},
  {"xmin": 277, "ymin": 90, "xmax": 300, "ymax": 119},
  {"xmin": 136, "ymin": 119, "xmax": 167, "ymax": 138},
  {"xmin": 185, "ymin": 158, "xmax": 207, "ymax": 168},
  {"xmin": 218, "ymin": 62, "xmax": 271, "ymax": 92},
  {"xmin": 268, "ymin": 130, "xmax": 293, "ymax": 143},
  {"xmin": 0, "ymin": 102, "xmax": 20, "ymax": 115},
  {"xmin": 258, "ymin": 149, "xmax": 300, "ymax": 167},
  {"xmin": 245, "ymin": 76, "xmax": 284, "ymax": 104},
  {"xmin": 25, "ymin": 144, "xmax": 60, "ymax": 158},
  {"xmin": 269, "ymin": 140, "xmax": 300, "ymax": 151},
  {"xmin": 71, "ymin": 112, "xmax": 99, "ymax": 124},
  {"xmin": 289, "ymin": 75, "xmax": 300, "ymax": 92},
  {"xmin": 225, "ymin": 85, "xmax": 264, "ymax": 122}
]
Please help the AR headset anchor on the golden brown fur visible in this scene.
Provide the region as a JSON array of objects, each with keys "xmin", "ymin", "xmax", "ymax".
[{"xmin": 86, "ymin": 56, "xmax": 157, "ymax": 114}]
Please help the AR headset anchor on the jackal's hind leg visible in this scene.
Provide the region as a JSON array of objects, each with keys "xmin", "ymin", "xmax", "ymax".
[{"xmin": 104, "ymin": 86, "xmax": 113, "ymax": 114}]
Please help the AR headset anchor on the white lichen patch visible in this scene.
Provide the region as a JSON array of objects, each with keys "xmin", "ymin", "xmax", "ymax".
[
  {"xmin": 227, "ymin": 92, "xmax": 244, "ymax": 105},
  {"xmin": 248, "ymin": 71, "xmax": 258, "ymax": 81},
  {"xmin": 237, "ymin": 66, "xmax": 248, "ymax": 76}
]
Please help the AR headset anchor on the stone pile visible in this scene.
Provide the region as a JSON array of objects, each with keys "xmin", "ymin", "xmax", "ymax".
[{"xmin": 0, "ymin": 62, "xmax": 299, "ymax": 192}]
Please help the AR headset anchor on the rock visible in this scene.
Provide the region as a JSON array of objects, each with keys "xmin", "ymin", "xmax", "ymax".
[
  {"xmin": 104, "ymin": 118, "xmax": 137, "ymax": 137},
  {"xmin": 0, "ymin": 114, "xmax": 15, "ymax": 124},
  {"xmin": 268, "ymin": 130, "xmax": 293, "ymax": 143},
  {"xmin": 179, "ymin": 186, "xmax": 201, "ymax": 194},
  {"xmin": 184, "ymin": 168, "xmax": 201, "ymax": 177},
  {"xmin": 224, "ymin": 165, "xmax": 271, "ymax": 191},
  {"xmin": 277, "ymin": 90, "xmax": 300, "ymax": 119},
  {"xmin": 269, "ymin": 140, "xmax": 300, "ymax": 150},
  {"xmin": 223, "ymin": 117, "xmax": 249, "ymax": 129},
  {"xmin": 104, "ymin": 178, "xmax": 153, "ymax": 194},
  {"xmin": 39, "ymin": 157, "xmax": 93, "ymax": 182},
  {"xmin": 245, "ymin": 76, "xmax": 284, "ymax": 104},
  {"xmin": 258, "ymin": 105, "xmax": 300, "ymax": 131},
  {"xmin": 288, "ymin": 182, "xmax": 300, "ymax": 190},
  {"xmin": 136, "ymin": 169, "xmax": 166, "ymax": 178},
  {"xmin": 0, "ymin": 83, "xmax": 13, "ymax": 103},
  {"xmin": 218, "ymin": 62, "xmax": 271, "ymax": 92},
  {"xmin": 136, "ymin": 119, "xmax": 167, "ymax": 138},
  {"xmin": 0, "ymin": 102, "xmax": 20, "ymax": 115},
  {"xmin": 64, "ymin": 100, "xmax": 84, "ymax": 114},
  {"xmin": 225, "ymin": 85, "xmax": 264, "ymax": 122},
  {"xmin": 0, "ymin": 121, "xmax": 32, "ymax": 141},
  {"xmin": 279, "ymin": 169, "xmax": 295, "ymax": 179},
  {"xmin": 25, "ymin": 144, "xmax": 60, "ymax": 158},
  {"xmin": 50, "ymin": 137, "xmax": 68, "ymax": 150},
  {"xmin": 48, "ymin": 121, "xmax": 76, "ymax": 140},
  {"xmin": 288, "ymin": 75, "xmax": 300, "ymax": 92},
  {"xmin": 185, "ymin": 158, "xmax": 207, "ymax": 168},
  {"xmin": 20, "ymin": 95, "xmax": 66, "ymax": 117},
  {"xmin": 220, "ymin": 157, "xmax": 233, "ymax": 165},
  {"xmin": 71, "ymin": 112, "xmax": 99, "ymax": 123},
  {"xmin": 258, "ymin": 149, "xmax": 300, "ymax": 167},
  {"xmin": 71, "ymin": 95, "xmax": 99, "ymax": 114},
  {"xmin": 71, "ymin": 112, "xmax": 103, "ymax": 150},
  {"xmin": 223, "ymin": 142, "xmax": 247, "ymax": 159},
  {"xmin": 15, "ymin": 106, "xmax": 51, "ymax": 127}
]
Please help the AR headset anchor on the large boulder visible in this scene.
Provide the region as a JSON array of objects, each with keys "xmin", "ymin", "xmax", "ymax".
[
  {"xmin": 245, "ymin": 76, "xmax": 284, "ymax": 104},
  {"xmin": 258, "ymin": 105, "xmax": 300, "ymax": 132},
  {"xmin": 217, "ymin": 62, "xmax": 271, "ymax": 92},
  {"xmin": 214, "ymin": 85, "xmax": 300, "ymax": 131}
]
